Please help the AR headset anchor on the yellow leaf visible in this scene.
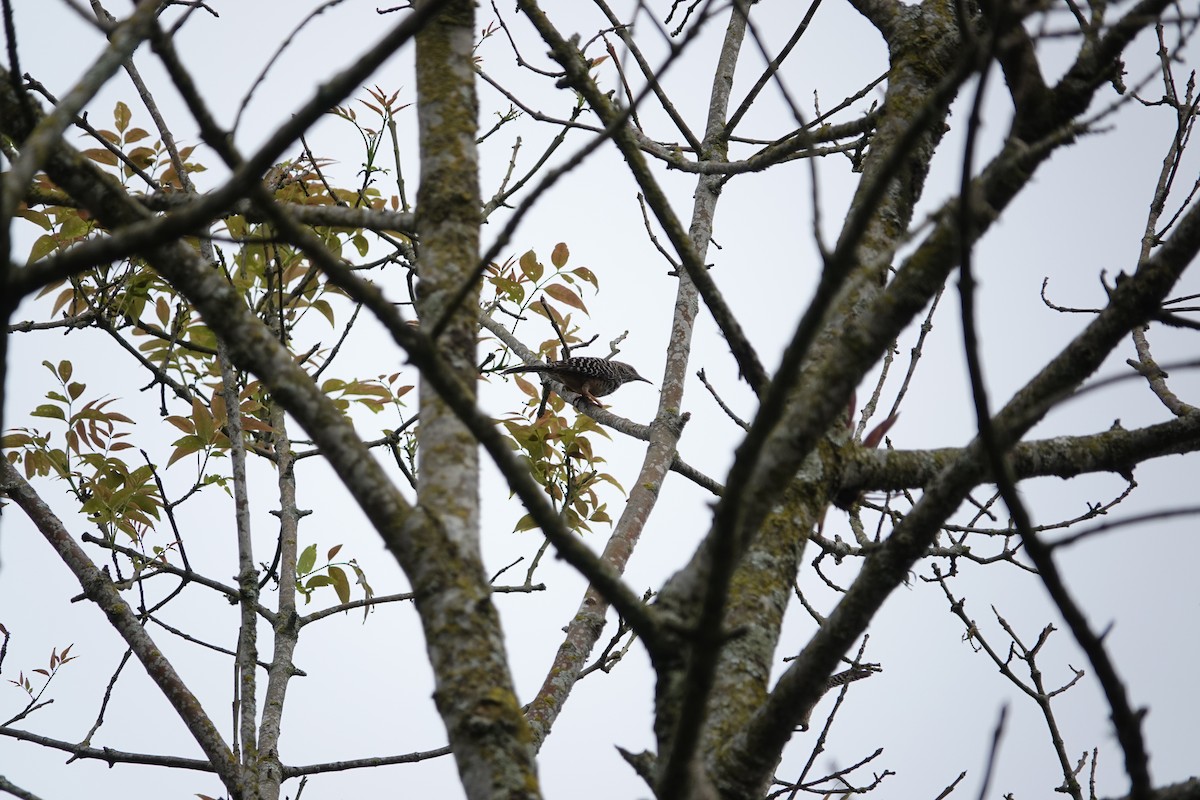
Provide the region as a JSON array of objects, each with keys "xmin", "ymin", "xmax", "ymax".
[
  {"xmin": 59, "ymin": 215, "xmax": 89, "ymax": 239},
  {"xmin": 192, "ymin": 397, "xmax": 214, "ymax": 442},
  {"xmin": 571, "ymin": 266, "xmax": 598, "ymax": 288},
  {"xmin": 16, "ymin": 208, "xmax": 51, "ymax": 230},
  {"xmin": 114, "ymin": 101, "xmax": 131, "ymax": 133},
  {"xmin": 26, "ymin": 234, "xmax": 57, "ymax": 265},
  {"xmin": 329, "ymin": 566, "xmax": 351, "ymax": 604},
  {"xmin": 311, "ymin": 298, "xmax": 336, "ymax": 327},
  {"xmin": 128, "ymin": 147, "xmax": 156, "ymax": 167},
  {"xmin": 519, "ymin": 250, "xmax": 543, "ymax": 282}
]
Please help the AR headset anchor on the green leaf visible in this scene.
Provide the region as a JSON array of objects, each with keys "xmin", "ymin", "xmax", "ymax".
[
  {"xmin": 59, "ymin": 215, "xmax": 90, "ymax": 239},
  {"xmin": 226, "ymin": 215, "xmax": 247, "ymax": 239},
  {"xmin": 166, "ymin": 435, "xmax": 204, "ymax": 466},
  {"xmin": 2, "ymin": 432, "xmax": 34, "ymax": 448},
  {"xmin": 297, "ymin": 543, "xmax": 317, "ymax": 576},
  {"xmin": 346, "ymin": 382, "xmax": 392, "ymax": 399},
  {"xmin": 519, "ymin": 249, "xmax": 543, "ymax": 283},
  {"xmin": 488, "ymin": 275, "xmax": 525, "ymax": 304},
  {"xmin": 129, "ymin": 464, "xmax": 155, "ymax": 485},
  {"xmin": 31, "ymin": 404, "xmax": 66, "ymax": 421},
  {"xmin": 127, "ymin": 146, "xmax": 156, "ymax": 168},
  {"xmin": 304, "ymin": 575, "xmax": 332, "ymax": 590},
  {"xmin": 191, "ymin": 398, "xmax": 214, "ymax": 442},
  {"xmin": 26, "ymin": 234, "xmax": 57, "ymax": 265},
  {"xmin": 512, "ymin": 513, "xmax": 538, "ymax": 532},
  {"xmin": 596, "ymin": 472, "xmax": 626, "ymax": 494},
  {"xmin": 564, "ymin": 507, "xmax": 591, "ymax": 533}
]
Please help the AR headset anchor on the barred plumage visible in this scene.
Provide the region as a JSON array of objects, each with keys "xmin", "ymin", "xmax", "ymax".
[{"xmin": 501, "ymin": 356, "xmax": 651, "ymax": 405}]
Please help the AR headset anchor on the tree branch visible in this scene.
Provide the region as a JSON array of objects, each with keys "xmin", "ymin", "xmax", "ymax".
[{"xmin": 0, "ymin": 460, "xmax": 241, "ymax": 797}]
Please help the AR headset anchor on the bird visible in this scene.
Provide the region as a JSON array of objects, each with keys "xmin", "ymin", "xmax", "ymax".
[{"xmin": 500, "ymin": 356, "xmax": 651, "ymax": 406}]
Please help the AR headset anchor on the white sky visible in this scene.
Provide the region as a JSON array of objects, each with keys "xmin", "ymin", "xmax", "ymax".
[{"xmin": 2, "ymin": 2, "xmax": 1198, "ymax": 799}]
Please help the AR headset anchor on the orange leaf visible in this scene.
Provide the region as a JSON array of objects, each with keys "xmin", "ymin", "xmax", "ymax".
[
  {"xmin": 82, "ymin": 148, "xmax": 118, "ymax": 166},
  {"xmin": 114, "ymin": 101, "xmax": 131, "ymax": 133},
  {"xmin": 863, "ymin": 413, "xmax": 899, "ymax": 449},
  {"xmin": 543, "ymin": 283, "xmax": 588, "ymax": 314},
  {"xmin": 550, "ymin": 242, "xmax": 569, "ymax": 268}
]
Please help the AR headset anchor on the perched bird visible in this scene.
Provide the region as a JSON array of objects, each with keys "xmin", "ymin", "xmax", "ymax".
[{"xmin": 501, "ymin": 356, "xmax": 651, "ymax": 406}]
